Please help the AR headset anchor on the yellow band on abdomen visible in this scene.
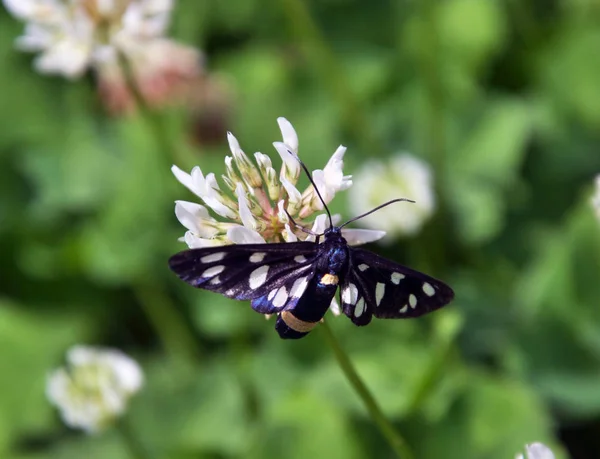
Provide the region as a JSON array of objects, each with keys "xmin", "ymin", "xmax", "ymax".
[{"xmin": 281, "ymin": 311, "xmax": 318, "ymax": 333}]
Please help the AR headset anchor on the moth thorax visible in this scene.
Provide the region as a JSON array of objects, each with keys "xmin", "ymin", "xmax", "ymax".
[{"xmin": 326, "ymin": 246, "xmax": 348, "ymax": 273}]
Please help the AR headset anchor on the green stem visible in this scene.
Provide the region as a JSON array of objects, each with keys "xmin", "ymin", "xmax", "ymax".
[
  {"xmin": 404, "ymin": 313, "xmax": 462, "ymax": 415},
  {"xmin": 321, "ymin": 321, "xmax": 414, "ymax": 459},
  {"xmin": 279, "ymin": 0, "xmax": 384, "ymax": 155},
  {"xmin": 417, "ymin": 0, "xmax": 445, "ymax": 170},
  {"xmin": 116, "ymin": 51, "xmax": 193, "ymax": 166},
  {"xmin": 116, "ymin": 53, "xmax": 202, "ymax": 362},
  {"xmin": 133, "ymin": 283, "xmax": 202, "ymax": 363},
  {"xmin": 117, "ymin": 417, "xmax": 152, "ymax": 459}
]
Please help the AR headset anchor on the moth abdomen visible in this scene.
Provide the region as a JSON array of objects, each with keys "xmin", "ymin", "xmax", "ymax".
[{"xmin": 275, "ymin": 275, "xmax": 338, "ymax": 339}]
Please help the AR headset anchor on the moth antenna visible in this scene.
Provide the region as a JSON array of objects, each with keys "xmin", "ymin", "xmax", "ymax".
[
  {"xmin": 288, "ymin": 149, "xmax": 334, "ymax": 229},
  {"xmin": 339, "ymin": 198, "xmax": 415, "ymax": 229}
]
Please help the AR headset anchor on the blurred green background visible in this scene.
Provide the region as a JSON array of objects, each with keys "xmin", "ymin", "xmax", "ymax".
[{"xmin": 2, "ymin": 0, "xmax": 600, "ymax": 458}]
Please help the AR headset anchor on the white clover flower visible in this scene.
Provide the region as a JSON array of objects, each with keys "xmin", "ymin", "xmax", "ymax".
[
  {"xmin": 515, "ymin": 442, "xmax": 556, "ymax": 459},
  {"xmin": 592, "ymin": 174, "xmax": 600, "ymax": 222},
  {"xmin": 3, "ymin": 0, "xmax": 201, "ymax": 113},
  {"xmin": 172, "ymin": 117, "xmax": 384, "ymax": 248},
  {"xmin": 46, "ymin": 345, "xmax": 143, "ymax": 433},
  {"xmin": 348, "ymin": 153, "xmax": 435, "ymax": 239}
]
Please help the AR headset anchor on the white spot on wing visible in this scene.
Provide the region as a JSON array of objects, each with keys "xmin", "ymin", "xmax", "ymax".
[
  {"xmin": 250, "ymin": 252, "xmax": 266, "ymax": 263},
  {"xmin": 202, "ymin": 265, "xmax": 224, "ymax": 277},
  {"xmin": 358, "ymin": 264, "xmax": 369, "ymax": 272},
  {"xmin": 409, "ymin": 294, "xmax": 417, "ymax": 308},
  {"xmin": 399, "ymin": 304, "xmax": 408, "ymax": 313},
  {"xmin": 342, "ymin": 283, "xmax": 358, "ymax": 305},
  {"xmin": 375, "ymin": 283, "xmax": 385, "ymax": 306},
  {"xmin": 422, "ymin": 282, "xmax": 435, "ymax": 297},
  {"xmin": 201, "ymin": 252, "xmax": 225, "ymax": 263},
  {"xmin": 249, "ymin": 265, "xmax": 269, "ymax": 289},
  {"xmin": 294, "ymin": 255, "xmax": 307, "ymax": 263},
  {"xmin": 290, "ymin": 277, "xmax": 309, "ymax": 298},
  {"xmin": 209, "ymin": 276, "xmax": 221, "ymax": 285},
  {"xmin": 268, "ymin": 289, "xmax": 277, "ymax": 300},
  {"xmin": 273, "ymin": 287, "xmax": 288, "ymax": 307},
  {"xmin": 391, "ymin": 272, "xmax": 405, "ymax": 285},
  {"xmin": 354, "ymin": 298, "xmax": 366, "ymax": 317}
]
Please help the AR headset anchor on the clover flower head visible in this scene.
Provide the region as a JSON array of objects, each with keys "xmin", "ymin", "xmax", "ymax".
[
  {"xmin": 172, "ymin": 117, "xmax": 385, "ymax": 249},
  {"xmin": 46, "ymin": 345, "xmax": 143, "ymax": 433},
  {"xmin": 348, "ymin": 153, "xmax": 435, "ymax": 239},
  {"xmin": 515, "ymin": 442, "xmax": 556, "ymax": 459},
  {"xmin": 4, "ymin": 0, "xmax": 201, "ymax": 112}
]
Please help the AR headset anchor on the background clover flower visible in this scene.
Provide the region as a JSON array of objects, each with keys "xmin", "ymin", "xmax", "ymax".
[
  {"xmin": 172, "ymin": 117, "xmax": 385, "ymax": 248},
  {"xmin": 3, "ymin": 0, "xmax": 201, "ymax": 112},
  {"xmin": 46, "ymin": 345, "xmax": 143, "ymax": 434},
  {"xmin": 348, "ymin": 153, "xmax": 435, "ymax": 239},
  {"xmin": 515, "ymin": 442, "xmax": 556, "ymax": 459}
]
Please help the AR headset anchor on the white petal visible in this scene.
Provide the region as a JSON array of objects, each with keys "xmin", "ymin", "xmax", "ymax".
[
  {"xmin": 310, "ymin": 169, "xmax": 329, "ymax": 205},
  {"xmin": 227, "ymin": 226, "xmax": 265, "ymax": 244},
  {"xmin": 277, "ymin": 200, "xmax": 289, "ymax": 224},
  {"xmin": 283, "ymin": 224, "xmax": 298, "ymax": 242},
  {"xmin": 182, "ymin": 169, "xmax": 236, "ymax": 219},
  {"xmin": 273, "ymin": 141, "xmax": 300, "ymax": 180},
  {"xmin": 235, "ymin": 183, "xmax": 256, "ymax": 229},
  {"xmin": 524, "ymin": 443, "xmax": 555, "ymax": 459},
  {"xmin": 204, "ymin": 172, "xmax": 237, "ymax": 219},
  {"xmin": 34, "ymin": 39, "xmax": 92, "ymax": 78},
  {"xmin": 174, "ymin": 201, "xmax": 217, "ymax": 237},
  {"xmin": 305, "ymin": 214, "xmax": 329, "ymax": 242},
  {"xmin": 227, "ymin": 131, "xmax": 242, "ymax": 155},
  {"xmin": 172, "ymin": 165, "xmax": 199, "ymax": 194},
  {"xmin": 3, "ymin": 0, "xmax": 47, "ymax": 19},
  {"xmin": 184, "ymin": 231, "xmax": 221, "ymax": 248},
  {"xmin": 280, "ymin": 176, "xmax": 302, "ymax": 205},
  {"xmin": 254, "ymin": 152, "xmax": 272, "ymax": 169},
  {"xmin": 341, "ymin": 229, "xmax": 386, "ymax": 246},
  {"xmin": 277, "ymin": 117, "xmax": 298, "ymax": 153}
]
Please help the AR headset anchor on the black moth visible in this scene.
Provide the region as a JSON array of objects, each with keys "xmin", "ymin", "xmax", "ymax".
[{"xmin": 169, "ymin": 156, "xmax": 454, "ymax": 339}]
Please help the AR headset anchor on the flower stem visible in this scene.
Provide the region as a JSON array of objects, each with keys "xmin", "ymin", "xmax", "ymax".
[
  {"xmin": 320, "ymin": 321, "xmax": 414, "ymax": 459},
  {"xmin": 117, "ymin": 418, "xmax": 152, "ymax": 459},
  {"xmin": 116, "ymin": 53, "xmax": 202, "ymax": 362},
  {"xmin": 133, "ymin": 282, "xmax": 202, "ymax": 363},
  {"xmin": 116, "ymin": 51, "xmax": 193, "ymax": 166},
  {"xmin": 279, "ymin": 0, "xmax": 384, "ymax": 155}
]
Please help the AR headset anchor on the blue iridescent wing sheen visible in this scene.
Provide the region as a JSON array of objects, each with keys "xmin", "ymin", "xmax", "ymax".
[
  {"xmin": 340, "ymin": 247, "xmax": 454, "ymax": 326},
  {"xmin": 168, "ymin": 242, "xmax": 318, "ymax": 304}
]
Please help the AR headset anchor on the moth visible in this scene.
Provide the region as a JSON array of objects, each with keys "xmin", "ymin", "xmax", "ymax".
[{"xmin": 169, "ymin": 159, "xmax": 454, "ymax": 339}]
